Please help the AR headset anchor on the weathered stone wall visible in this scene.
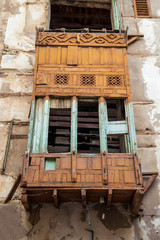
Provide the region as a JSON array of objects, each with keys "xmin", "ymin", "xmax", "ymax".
[{"xmin": 0, "ymin": 1, "xmax": 160, "ymax": 239}]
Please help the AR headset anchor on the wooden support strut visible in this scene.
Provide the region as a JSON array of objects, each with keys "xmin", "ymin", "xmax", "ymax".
[
  {"xmin": 107, "ymin": 189, "xmax": 112, "ymax": 208},
  {"xmin": 53, "ymin": 189, "xmax": 59, "ymax": 208},
  {"xmin": 81, "ymin": 189, "xmax": 86, "ymax": 208},
  {"xmin": 4, "ymin": 174, "xmax": 21, "ymax": 204},
  {"xmin": 142, "ymin": 172, "xmax": 158, "ymax": 194},
  {"xmin": 131, "ymin": 189, "xmax": 144, "ymax": 215},
  {"xmin": 21, "ymin": 192, "xmax": 30, "ymax": 211}
]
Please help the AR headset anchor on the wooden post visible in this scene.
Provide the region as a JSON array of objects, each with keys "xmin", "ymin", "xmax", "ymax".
[
  {"xmin": 131, "ymin": 190, "xmax": 144, "ymax": 215},
  {"xmin": 102, "ymin": 152, "xmax": 107, "ymax": 185},
  {"xmin": 125, "ymin": 101, "xmax": 137, "ymax": 154},
  {"xmin": 21, "ymin": 192, "xmax": 30, "ymax": 211},
  {"xmin": 81, "ymin": 189, "xmax": 86, "ymax": 208},
  {"xmin": 26, "ymin": 100, "xmax": 35, "ymax": 155},
  {"xmin": 70, "ymin": 96, "xmax": 78, "ymax": 152},
  {"xmin": 41, "ymin": 96, "xmax": 50, "ymax": 153},
  {"xmin": 32, "ymin": 98, "xmax": 44, "ymax": 153},
  {"xmin": 72, "ymin": 151, "xmax": 77, "ymax": 182},
  {"xmin": 99, "ymin": 97, "xmax": 108, "ymax": 153},
  {"xmin": 71, "ymin": 96, "xmax": 77, "ymax": 182},
  {"xmin": 112, "ymin": 0, "xmax": 120, "ymax": 30},
  {"xmin": 107, "ymin": 189, "xmax": 113, "ymax": 208}
]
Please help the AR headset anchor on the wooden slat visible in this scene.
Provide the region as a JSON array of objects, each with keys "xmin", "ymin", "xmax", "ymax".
[
  {"xmin": 67, "ymin": 46, "xmax": 78, "ymax": 65},
  {"xmin": 134, "ymin": 0, "xmax": 151, "ymax": 17}
]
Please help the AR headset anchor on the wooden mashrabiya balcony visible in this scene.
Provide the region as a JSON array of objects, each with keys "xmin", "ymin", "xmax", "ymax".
[{"xmin": 21, "ymin": 152, "xmax": 145, "ymax": 214}]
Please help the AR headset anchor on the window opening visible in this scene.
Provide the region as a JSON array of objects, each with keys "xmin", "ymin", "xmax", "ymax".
[
  {"xmin": 48, "ymin": 99, "xmax": 71, "ymax": 153},
  {"xmin": 45, "ymin": 157, "xmax": 56, "ymax": 170},
  {"xmin": 78, "ymin": 99, "xmax": 100, "ymax": 153},
  {"xmin": 50, "ymin": 3, "xmax": 112, "ymax": 30},
  {"xmin": 134, "ymin": 0, "xmax": 151, "ymax": 17},
  {"xmin": 107, "ymin": 99, "xmax": 125, "ymax": 153}
]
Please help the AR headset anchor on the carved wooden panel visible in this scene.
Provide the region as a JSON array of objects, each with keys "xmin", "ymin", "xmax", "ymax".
[{"xmin": 36, "ymin": 32, "xmax": 126, "ymax": 47}]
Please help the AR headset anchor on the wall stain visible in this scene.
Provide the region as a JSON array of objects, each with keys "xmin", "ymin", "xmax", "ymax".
[{"xmin": 94, "ymin": 204, "xmax": 131, "ymax": 231}]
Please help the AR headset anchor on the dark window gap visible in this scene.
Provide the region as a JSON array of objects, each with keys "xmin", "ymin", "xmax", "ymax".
[
  {"xmin": 78, "ymin": 100, "xmax": 99, "ymax": 153},
  {"xmin": 48, "ymin": 108, "xmax": 71, "ymax": 153},
  {"xmin": 50, "ymin": 4, "xmax": 112, "ymax": 30}
]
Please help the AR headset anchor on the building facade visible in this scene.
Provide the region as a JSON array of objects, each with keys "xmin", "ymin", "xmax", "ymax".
[{"xmin": 0, "ymin": 1, "xmax": 160, "ymax": 239}]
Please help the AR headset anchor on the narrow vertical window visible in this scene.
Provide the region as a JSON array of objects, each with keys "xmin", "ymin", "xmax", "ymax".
[{"xmin": 134, "ymin": 0, "xmax": 151, "ymax": 17}]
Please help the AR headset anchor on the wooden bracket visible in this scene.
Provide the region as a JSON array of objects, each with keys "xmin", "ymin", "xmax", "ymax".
[
  {"xmin": 21, "ymin": 192, "xmax": 30, "ymax": 211},
  {"xmin": 81, "ymin": 189, "xmax": 86, "ymax": 208},
  {"xmin": 142, "ymin": 172, "xmax": 158, "ymax": 193},
  {"xmin": 53, "ymin": 189, "xmax": 59, "ymax": 208},
  {"xmin": 131, "ymin": 189, "xmax": 144, "ymax": 215},
  {"xmin": 127, "ymin": 34, "xmax": 144, "ymax": 46},
  {"xmin": 102, "ymin": 152, "xmax": 107, "ymax": 185},
  {"xmin": 4, "ymin": 173, "xmax": 21, "ymax": 204},
  {"xmin": 72, "ymin": 151, "xmax": 77, "ymax": 182},
  {"xmin": 107, "ymin": 189, "xmax": 112, "ymax": 208}
]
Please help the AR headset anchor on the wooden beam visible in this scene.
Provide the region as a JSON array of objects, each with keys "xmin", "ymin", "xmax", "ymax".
[
  {"xmin": 107, "ymin": 189, "xmax": 112, "ymax": 208},
  {"xmin": 4, "ymin": 174, "xmax": 21, "ymax": 204},
  {"xmin": 81, "ymin": 189, "xmax": 86, "ymax": 208},
  {"xmin": 53, "ymin": 189, "xmax": 59, "ymax": 208},
  {"xmin": 127, "ymin": 34, "xmax": 144, "ymax": 45},
  {"xmin": 143, "ymin": 174, "xmax": 158, "ymax": 193}
]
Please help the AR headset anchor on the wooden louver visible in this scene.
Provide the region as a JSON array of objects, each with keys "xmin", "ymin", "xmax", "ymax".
[{"xmin": 134, "ymin": 0, "xmax": 151, "ymax": 17}]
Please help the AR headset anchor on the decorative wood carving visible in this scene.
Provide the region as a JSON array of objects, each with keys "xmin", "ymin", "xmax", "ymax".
[{"xmin": 37, "ymin": 32, "xmax": 126, "ymax": 46}]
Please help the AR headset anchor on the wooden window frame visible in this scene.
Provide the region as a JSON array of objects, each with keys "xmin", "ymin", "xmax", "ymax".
[{"xmin": 134, "ymin": 0, "xmax": 151, "ymax": 18}]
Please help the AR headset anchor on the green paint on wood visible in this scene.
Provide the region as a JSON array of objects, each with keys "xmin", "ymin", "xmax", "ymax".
[
  {"xmin": 71, "ymin": 98, "xmax": 77, "ymax": 152},
  {"xmin": 41, "ymin": 98, "xmax": 50, "ymax": 153},
  {"xmin": 124, "ymin": 134, "xmax": 131, "ymax": 154},
  {"xmin": 112, "ymin": 0, "xmax": 120, "ymax": 30},
  {"xmin": 99, "ymin": 99, "xmax": 108, "ymax": 153},
  {"xmin": 108, "ymin": 120, "xmax": 128, "ymax": 135},
  {"xmin": 26, "ymin": 100, "xmax": 35, "ymax": 154},
  {"xmin": 45, "ymin": 157, "xmax": 56, "ymax": 170},
  {"xmin": 125, "ymin": 102, "xmax": 137, "ymax": 153},
  {"xmin": 32, "ymin": 98, "xmax": 44, "ymax": 153}
]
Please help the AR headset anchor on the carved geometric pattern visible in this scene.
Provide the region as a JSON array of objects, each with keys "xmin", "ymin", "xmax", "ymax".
[
  {"xmin": 37, "ymin": 32, "xmax": 126, "ymax": 46},
  {"xmin": 106, "ymin": 75, "xmax": 124, "ymax": 86},
  {"xmin": 80, "ymin": 74, "xmax": 96, "ymax": 86},
  {"xmin": 53, "ymin": 74, "xmax": 69, "ymax": 85},
  {"xmin": 37, "ymin": 72, "xmax": 49, "ymax": 85}
]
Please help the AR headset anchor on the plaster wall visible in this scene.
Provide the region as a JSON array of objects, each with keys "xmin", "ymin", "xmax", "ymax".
[{"xmin": 0, "ymin": 0, "xmax": 160, "ymax": 239}]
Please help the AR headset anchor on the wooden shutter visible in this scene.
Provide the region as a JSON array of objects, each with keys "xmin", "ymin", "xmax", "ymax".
[{"xmin": 134, "ymin": 0, "xmax": 151, "ymax": 17}]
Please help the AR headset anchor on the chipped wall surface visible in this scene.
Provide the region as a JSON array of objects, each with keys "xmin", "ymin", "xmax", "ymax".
[{"xmin": 0, "ymin": 0, "xmax": 160, "ymax": 239}]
